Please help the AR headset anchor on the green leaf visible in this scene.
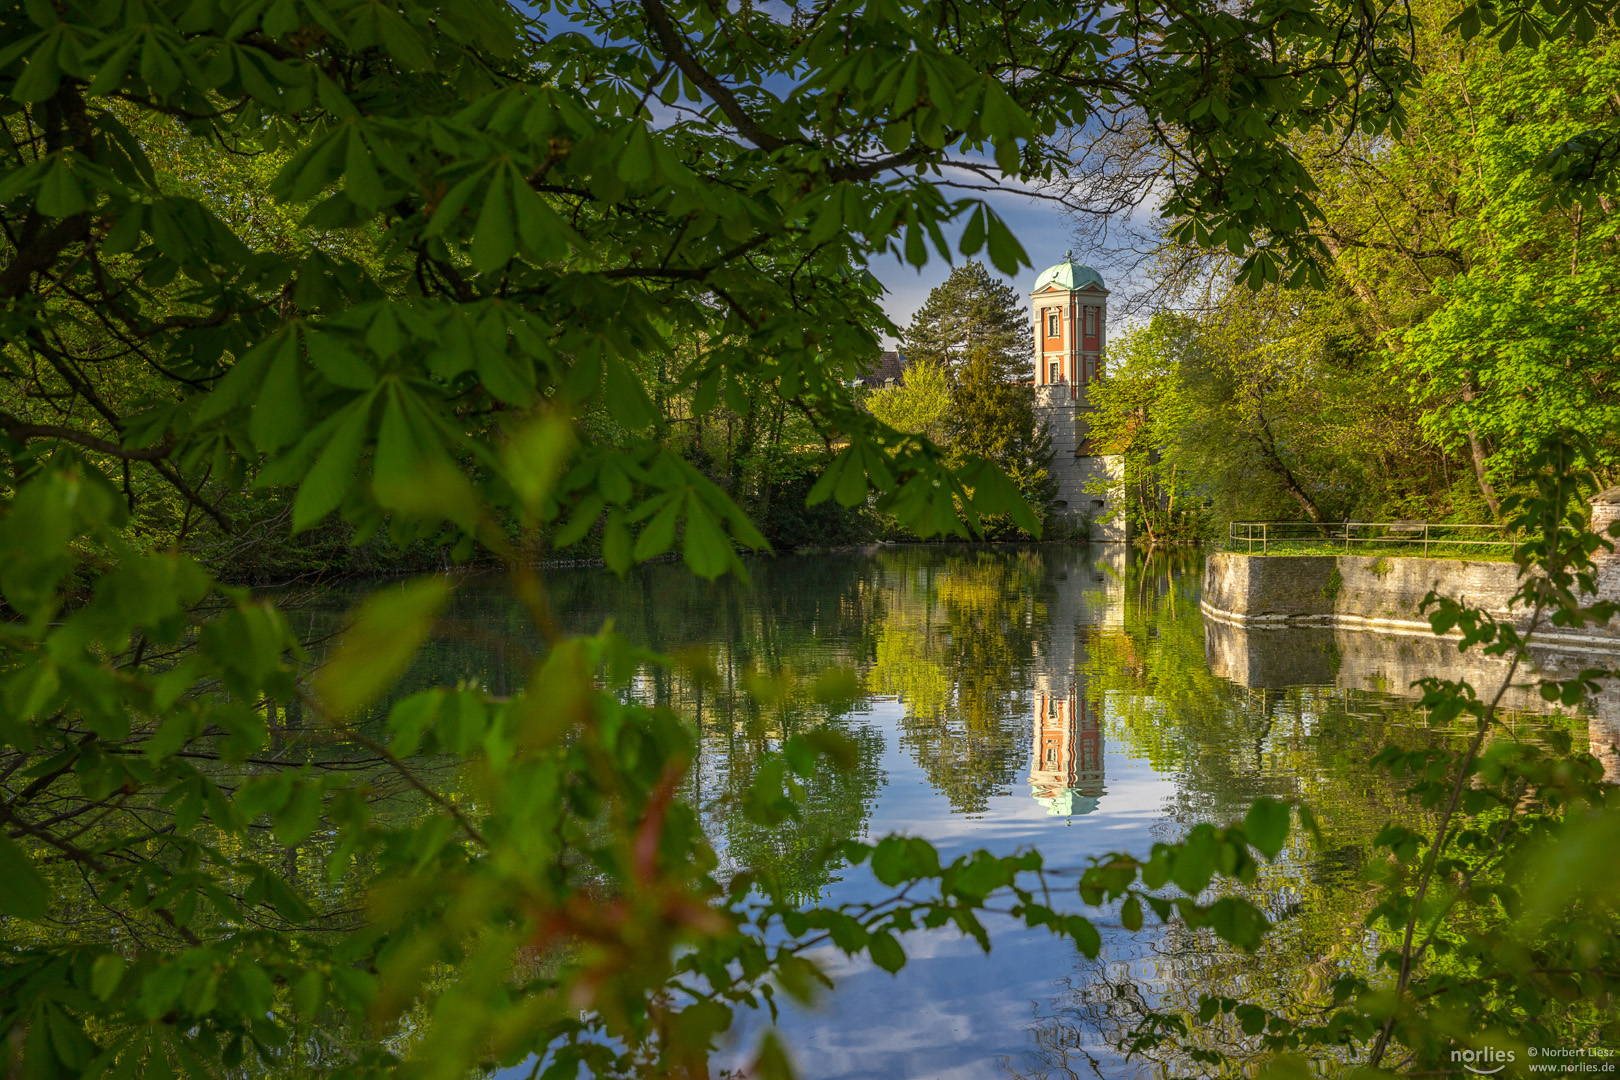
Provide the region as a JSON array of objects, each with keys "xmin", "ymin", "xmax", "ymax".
[
  {"xmin": 386, "ymin": 689, "xmax": 442, "ymax": 758},
  {"xmin": 380, "ymin": 9, "xmax": 430, "ymax": 67},
  {"xmin": 616, "ymin": 124, "xmax": 655, "ymax": 184},
  {"xmin": 806, "ymin": 449, "xmax": 852, "ymax": 506},
  {"xmin": 1258, "ymin": 1055, "xmax": 1316, "ymax": 1080},
  {"xmin": 0, "ymin": 834, "xmax": 49, "ymax": 920},
  {"xmin": 552, "ymin": 492, "xmax": 605, "ymax": 549},
  {"xmin": 1516, "ymin": 803, "xmax": 1620, "ymax": 927},
  {"xmin": 469, "ymin": 165, "xmax": 514, "ymax": 272},
  {"xmin": 36, "ymin": 158, "xmax": 87, "ymax": 217},
  {"xmin": 91, "ymin": 954, "xmax": 126, "ymax": 1000},
  {"xmin": 138, "ymin": 30, "xmax": 184, "ymax": 99},
  {"xmin": 834, "ymin": 448, "xmax": 869, "ymax": 507},
  {"xmin": 1121, "ymin": 894, "xmax": 1142, "ymax": 932},
  {"xmin": 511, "ymin": 167, "xmax": 573, "ymax": 261},
  {"xmin": 263, "ymin": 0, "xmax": 301, "ymax": 38},
  {"xmin": 503, "ymin": 413, "xmax": 573, "ymax": 517},
  {"xmin": 959, "ymin": 456, "xmax": 1038, "ymax": 535},
  {"xmin": 753, "ymin": 1030, "xmax": 795, "ymax": 1080},
  {"xmin": 423, "ymin": 166, "xmax": 489, "ymax": 238},
  {"xmin": 982, "ymin": 206, "xmax": 1028, "ymax": 275},
  {"xmin": 273, "ymin": 780, "xmax": 322, "ymax": 845},
  {"xmin": 1244, "ymin": 797, "xmax": 1291, "ymax": 861},
  {"xmin": 292, "ymin": 970, "xmax": 326, "ymax": 1020},
  {"xmin": 602, "ymin": 510, "xmax": 632, "ymax": 573},
  {"xmin": 233, "ymin": 960, "xmax": 277, "ymax": 1015},
  {"xmin": 958, "ymin": 203, "xmax": 987, "ymax": 255},
  {"xmin": 372, "ymin": 386, "xmax": 432, "ymax": 487},
  {"xmin": 682, "ymin": 498, "xmax": 732, "ymax": 579},
  {"xmin": 248, "ymin": 333, "xmax": 307, "ymax": 452},
  {"xmin": 305, "ymin": 331, "xmax": 376, "ymax": 389},
  {"xmin": 291, "ymin": 392, "xmax": 376, "ymax": 532},
  {"xmin": 1169, "ymin": 828, "xmax": 1217, "ymax": 896},
  {"xmin": 196, "ymin": 331, "xmax": 286, "ymax": 424},
  {"xmin": 1204, "ymin": 897, "xmax": 1270, "ymax": 951},
  {"xmin": 343, "ymin": 127, "xmax": 385, "ymax": 209},
  {"xmin": 867, "ymin": 930, "xmax": 906, "ymax": 974},
  {"xmin": 632, "ymin": 496, "xmax": 681, "ymax": 561},
  {"xmin": 13, "ymin": 32, "xmax": 63, "ymax": 103},
  {"xmin": 870, "ymin": 836, "xmax": 940, "ymax": 886},
  {"xmin": 1066, "ymin": 915, "xmax": 1101, "ymax": 958},
  {"xmin": 312, "ymin": 576, "xmax": 451, "ymax": 717},
  {"xmin": 603, "ymin": 353, "xmax": 658, "ymax": 430}
]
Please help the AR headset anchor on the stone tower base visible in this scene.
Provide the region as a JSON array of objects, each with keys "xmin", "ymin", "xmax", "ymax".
[{"xmin": 1036, "ymin": 386, "xmax": 1126, "ymax": 542}]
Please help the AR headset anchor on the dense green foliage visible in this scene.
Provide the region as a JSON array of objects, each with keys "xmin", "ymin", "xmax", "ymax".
[
  {"xmin": 947, "ymin": 346, "xmax": 1058, "ymax": 540},
  {"xmin": 0, "ymin": 0, "xmax": 1433, "ymax": 1072},
  {"xmin": 1090, "ymin": 0, "xmax": 1620, "ymax": 533},
  {"xmin": 870, "ymin": 264, "xmax": 1057, "ymax": 539},
  {"xmin": 2, "ymin": 0, "xmax": 1615, "ymax": 1072},
  {"xmin": 865, "ymin": 357, "xmax": 952, "ymax": 449}
]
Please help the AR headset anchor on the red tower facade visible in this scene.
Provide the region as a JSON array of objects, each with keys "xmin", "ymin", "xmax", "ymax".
[{"xmin": 1031, "ymin": 253, "xmax": 1108, "ymax": 400}]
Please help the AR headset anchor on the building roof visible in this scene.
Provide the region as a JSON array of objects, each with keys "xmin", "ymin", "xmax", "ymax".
[
  {"xmin": 1032, "ymin": 252, "xmax": 1106, "ymax": 294},
  {"xmin": 853, "ymin": 350, "xmax": 907, "ymax": 387}
]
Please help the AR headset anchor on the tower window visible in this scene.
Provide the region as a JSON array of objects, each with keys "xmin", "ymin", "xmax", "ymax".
[
  {"xmin": 1047, "ymin": 310, "xmax": 1060, "ymax": 337},
  {"xmin": 1049, "ymin": 361, "xmax": 1060, "ymax": 383},
  {"xmin": 1084, "ymin": 307, "xmax": 1096, "ymax": 337}
]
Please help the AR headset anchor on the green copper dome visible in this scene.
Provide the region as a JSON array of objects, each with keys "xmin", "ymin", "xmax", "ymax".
[
  {"xmin": 1031, "ymin": 786, "xmax": 1100, "ymax": 818},
  {"xmin": 1032, "ymin": 252, "xmax": 1105, "ymax": 293}
]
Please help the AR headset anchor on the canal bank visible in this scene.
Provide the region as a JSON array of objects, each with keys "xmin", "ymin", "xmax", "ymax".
[
  {"xmin": 1201, "ymin": 550, "xmax": 1620, "ymax": 657},
  {"xmin": 1200, "ymin": 497, "xmax": 1620, "ymax": 782},
  {"xmin": 1203, "ymin": 487, "xmax": 1620, "ymax": 658}
]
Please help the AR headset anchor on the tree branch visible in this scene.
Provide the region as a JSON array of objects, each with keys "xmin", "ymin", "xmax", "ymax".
[{"xmin": 0, "ymin": 410, "xmax": 172, "ymax": 460}]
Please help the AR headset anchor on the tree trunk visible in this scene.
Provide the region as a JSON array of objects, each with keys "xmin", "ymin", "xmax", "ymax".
[
  {"xmin": 1465, "ymin": 430, "xmax": 1501, "ymax": 519},
  {"xmin": 1252, "ymin": 410, "xmax": 1325, "ymax": 522},
  {"xmin": 1460, "ymin": 378, "xmax": 1501, "ymax": 519},
  {"xmin": 1271, "ymin": 465, "xmax": 1325, "ymax": 522}
]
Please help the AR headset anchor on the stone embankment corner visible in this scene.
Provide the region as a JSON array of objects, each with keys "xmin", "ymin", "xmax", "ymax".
[{"xmin": 1202, "ymin": 487, "xmax": 1620, "ymax": 657}]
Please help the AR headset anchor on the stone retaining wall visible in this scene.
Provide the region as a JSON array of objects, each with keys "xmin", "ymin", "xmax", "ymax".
[
  {"xmin": 1201, "ymin": 551, "xmax": 1620, "ymax": 656},
  {"xmin": 1202, "ymin": 491, "xmax": 1620, "ymax": 781},
  {"xmin": 1594, "ymin": 485, "xmax": 1620, "ymax": 599}
]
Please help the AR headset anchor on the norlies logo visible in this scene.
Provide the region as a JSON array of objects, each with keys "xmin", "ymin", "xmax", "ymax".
[{"xmin": 1453, "ymin": 1046, "xmax": 1518, "ymax": 1075}]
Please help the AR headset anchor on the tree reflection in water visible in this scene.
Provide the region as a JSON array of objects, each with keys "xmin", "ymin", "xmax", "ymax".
[
  {"xmin": 1003, "ymin": 550, "xmax": 1600, "ymax": 1080},
  {"xmin": 299, "ymin": 544, "xmax": 1604, "ymax": 1076}
]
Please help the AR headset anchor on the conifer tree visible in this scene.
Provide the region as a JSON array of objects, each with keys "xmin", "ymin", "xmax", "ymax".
[
  {"xmin": 900, "ymin": 262, "xmax": 1030, "ymax": 382},
  {"xmin": 949, "ymin": 347, "xmax": 1057, "ymax": 537}
]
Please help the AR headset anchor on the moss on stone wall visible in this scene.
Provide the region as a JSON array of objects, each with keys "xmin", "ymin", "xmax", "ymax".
[{"xmin": 1323, "ymin": 566, "xmax": 1344, "ymax": 604}]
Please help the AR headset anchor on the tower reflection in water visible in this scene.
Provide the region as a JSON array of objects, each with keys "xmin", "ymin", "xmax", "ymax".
[
  {"xmin": 1030, "ymin": 687, "xmax": 1104, "ymax": 816},
  {"xmin": 1027, "ymin": 546, "xmax": 1121, "ymax": 817}
]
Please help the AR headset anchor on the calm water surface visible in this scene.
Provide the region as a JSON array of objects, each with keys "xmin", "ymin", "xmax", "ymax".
[{"xmin": 395, "ymin": 544, "xmax": 1592, "ymax": 1079}]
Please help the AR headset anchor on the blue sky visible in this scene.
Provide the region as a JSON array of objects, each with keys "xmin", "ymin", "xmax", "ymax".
[{"xmin": 866, "ymin": 180, "xmax": 1109, "ymax": 349}]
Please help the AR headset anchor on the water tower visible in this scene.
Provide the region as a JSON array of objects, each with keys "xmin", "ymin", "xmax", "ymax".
[{"xmin": 1030, "ymin": 254, "xmax": 1125, "ymax": 541}]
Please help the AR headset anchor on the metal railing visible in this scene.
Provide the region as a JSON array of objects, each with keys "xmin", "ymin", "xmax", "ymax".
[{"xmin": 1227, "ymin": 520, "xmax": 1514, "ymax": 556}]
